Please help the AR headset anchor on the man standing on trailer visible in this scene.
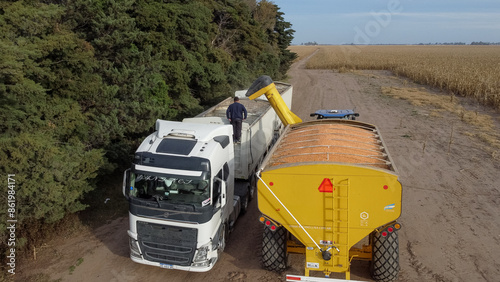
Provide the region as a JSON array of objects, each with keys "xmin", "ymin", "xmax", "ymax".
[{"xmin": 226, "ymin": 96, "xmax": 247, "ymax": 144}]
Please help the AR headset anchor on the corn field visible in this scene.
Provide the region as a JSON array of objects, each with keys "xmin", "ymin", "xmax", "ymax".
[
  {"xmin": 290, "ymin": 45, "xmax": 500, "ymax": 110},
  {"xmin": 289, "ymin": 45, "xmax": 319, "ymax": 61}
]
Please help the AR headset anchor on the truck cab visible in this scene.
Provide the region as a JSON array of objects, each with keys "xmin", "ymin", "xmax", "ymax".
[
  {"xmin": 123, "ymin": 79, "xmax": 295, "ymax": 272},
  {"xmin": 123, "ymin": 120, "xmax": 235, "ymax": 271}
]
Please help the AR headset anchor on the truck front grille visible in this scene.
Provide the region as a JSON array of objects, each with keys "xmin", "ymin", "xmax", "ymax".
[{"xmin": 137, "ymin": 221, "xmax": 197, "ymax": 266}]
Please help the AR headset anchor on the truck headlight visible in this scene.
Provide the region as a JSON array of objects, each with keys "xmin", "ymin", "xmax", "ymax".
[
  {"xmin": 192, "ymin": 242, "xmax": 212, "ymax": 266},
  {"xmin": 129, "ymin": 237, "xmax": 141, "ymax": 259}
]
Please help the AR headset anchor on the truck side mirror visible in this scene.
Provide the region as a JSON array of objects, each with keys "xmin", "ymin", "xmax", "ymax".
[{"xmin": 123, "ymin": 169, "xmax": 131, "ymax": 199}]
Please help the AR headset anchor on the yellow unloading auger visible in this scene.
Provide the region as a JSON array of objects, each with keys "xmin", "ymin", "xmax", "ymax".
[
  {"xmin": 246, "ymin": 76, "xmax": 402, "ymax": 281},
  {"xmin": 246, "ymin": 75, "xmax": 302, "ymax": 126}
]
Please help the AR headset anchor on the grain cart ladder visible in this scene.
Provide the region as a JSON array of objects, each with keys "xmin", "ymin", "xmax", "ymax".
[{"xmin": 247, "ymin": 76, "xmax": 402, "ymax": 281}]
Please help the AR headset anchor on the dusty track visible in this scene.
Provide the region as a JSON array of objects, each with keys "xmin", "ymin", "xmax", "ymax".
[{"xmin": 17, "ymin": 51, "xmax": 500, "ymax": 282}]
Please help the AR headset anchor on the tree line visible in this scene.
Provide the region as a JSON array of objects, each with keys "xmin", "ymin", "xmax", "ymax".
[{"xmin": 0, "ymin": 0, "xmax": 296, "ymax": 255}]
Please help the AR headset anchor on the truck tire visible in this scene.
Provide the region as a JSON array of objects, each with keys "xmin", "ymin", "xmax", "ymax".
[
  {"xmin": 262, "ymin": 226, "xmax": 288, "ymax": 272},
  {"xmin": 370, "ymin": 230, "xmax": 400, "ymax": 282},
  {"xmin": 240, "ymin": 191, "xmax": 249, "ymax": 214},
  {"xmin": 235, "ymin": 181, "xmax": 251, "ymax": 214},
  {"xmin": 217, "ymin": 223, "xmax": 227, "ymax": 256},
  {"xmin": 249, "ymin": 174, "xmax": 256, "ymax": 201}
]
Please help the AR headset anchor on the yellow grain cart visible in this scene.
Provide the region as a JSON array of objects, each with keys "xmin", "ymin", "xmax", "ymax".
[
  {"xmin": 245, "ymin": 76, "xmax": 402, "ymax": 281},
  {"xmin": 256, "ymin": 120, "xmax": 402, "ymax": 281}
]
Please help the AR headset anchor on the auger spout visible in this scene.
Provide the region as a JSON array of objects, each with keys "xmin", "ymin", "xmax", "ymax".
[{"xmin": 246, "ymin": 75, "xmax": 302, "ymax": 127}]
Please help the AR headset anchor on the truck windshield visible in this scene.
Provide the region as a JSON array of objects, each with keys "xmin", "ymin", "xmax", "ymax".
[{"xmin": 129, "ymin": 172, "xmax": 211, "ymax": 207}]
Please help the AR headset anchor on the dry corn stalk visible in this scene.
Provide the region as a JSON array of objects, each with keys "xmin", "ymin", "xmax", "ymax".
[{"xmin": 293, "ymin": 45, "xmax": 500, "ymax": 110}]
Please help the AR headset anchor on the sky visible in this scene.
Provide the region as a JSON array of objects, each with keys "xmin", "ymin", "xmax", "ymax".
[{"xmin": 271, "ymin": 0, "xmax": 500, "ymax": 45}]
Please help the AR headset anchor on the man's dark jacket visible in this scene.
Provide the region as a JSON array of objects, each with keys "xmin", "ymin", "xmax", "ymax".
[{"xmin": 226, "ymin": 102, "xmax": 247, "ymax": 120}]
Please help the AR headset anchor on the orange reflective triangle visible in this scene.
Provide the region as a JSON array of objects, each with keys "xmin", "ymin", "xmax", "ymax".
[{"xmin": 318, "ymin": 178, "xmax": 333, "ymax": 193}]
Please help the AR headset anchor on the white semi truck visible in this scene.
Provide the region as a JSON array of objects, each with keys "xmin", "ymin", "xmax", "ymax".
[{"xmin": 123, "ymin": 82, "xmax": 294, "ymax": 271}]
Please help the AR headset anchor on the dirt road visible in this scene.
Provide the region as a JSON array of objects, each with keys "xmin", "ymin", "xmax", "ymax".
[{"xmin": 18, "ymin": 51, "xmax": 500, "ymax": 282}]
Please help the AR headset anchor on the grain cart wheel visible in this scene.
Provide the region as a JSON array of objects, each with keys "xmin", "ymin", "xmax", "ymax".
[
  {"xmin": 370, "ymin": 230, "xmax": 400, "ymax": 282},
  {"xmin": 262, "ymin": 226, "xmax": 288, "ymax": 272}
]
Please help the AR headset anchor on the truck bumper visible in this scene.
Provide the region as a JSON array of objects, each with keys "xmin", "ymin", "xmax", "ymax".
[
  {"xmin": 128, "ymin": 231, "xmax": 218, "ymax": 272},
  {"xmin": 286, "ymin": 275, "xmax": 364, "ymax": 282},
  {"xmin": 130, "ymin": 254, "xmax": 217, "ymax": 272}
]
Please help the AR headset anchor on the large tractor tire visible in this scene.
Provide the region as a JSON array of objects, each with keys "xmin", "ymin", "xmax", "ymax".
[
  {"xmin": 370, "ymin": 230, "xmax": 400, "ymax": 282},
  {"xmin": 262, "ymin": 226, "xmax": 288, "ymax": 272}
]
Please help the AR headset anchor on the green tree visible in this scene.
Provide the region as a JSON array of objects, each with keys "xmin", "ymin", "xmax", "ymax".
[
  {"xmin": 0, "ymin": 0, "xmax": 107, "ymax": 252},
  {"xmin": 0, "ymin": 0, "xmax": 297, "ymax": 263},
  {"xmin": 274, "ymin": 5, "xmax": 297, "ymax": 77},
  {"xmin": 63, "ymin": 0, "xmax": 179, "ymax": 163},
  {"xmin": 133, "ymin": 0, "xmax": 229, "ymax": 111}
]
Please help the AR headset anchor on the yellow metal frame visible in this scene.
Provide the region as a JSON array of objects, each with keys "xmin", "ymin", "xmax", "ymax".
[
  {"xmin": 349, "ymin": 244, "xmax": 372, "ymax": 261},
  {"xmin": 248, "ymin": 75, "xmax": 403, "ymax": 279},
  {"xmin": 258, "ymin": 163, "xmax": 402, "ymax": 279}
]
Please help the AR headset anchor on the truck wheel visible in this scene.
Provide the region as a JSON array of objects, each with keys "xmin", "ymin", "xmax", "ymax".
[
  {"xmin": 370, "ymin": 230, "xmax": 400, "ymax": 282},
  {"xmin": 217, "ymin": 223, "xmax": 226, "ymax": 255},
  {"xmin": 262, "ymin": 226, "xmax": 288, "ymax": 272},
  {"xmin": 240, "ymin": 191, "xmax": 249, "ymax": 214},
  {"xmin": 317, "ymin": 115, "xmax": 324, "ymax": 119},
  {"xmin": 249, "ymin": 175, "xmax": 256, "ymax": 201}
]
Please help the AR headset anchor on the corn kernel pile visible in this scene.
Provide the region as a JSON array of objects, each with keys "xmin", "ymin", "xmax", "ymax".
[{"xmin": 269, "ymin": 123, "xmax": 389, "ymax": 169}]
